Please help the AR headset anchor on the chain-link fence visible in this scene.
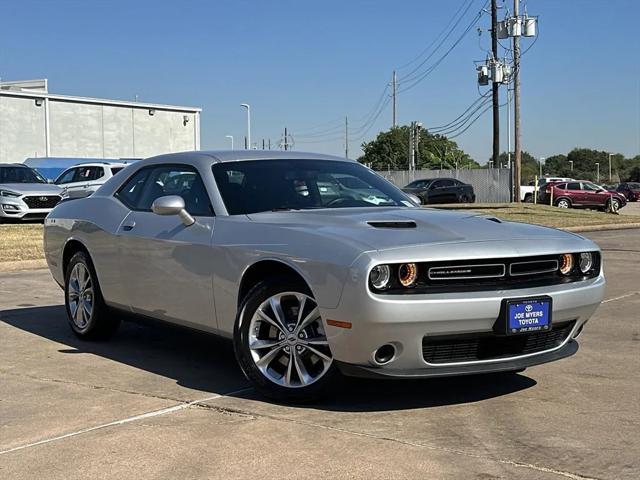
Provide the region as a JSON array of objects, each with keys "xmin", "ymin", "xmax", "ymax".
[{"xmin": 376, "ymin": 168, "xmax": 512, "ymax": 203}]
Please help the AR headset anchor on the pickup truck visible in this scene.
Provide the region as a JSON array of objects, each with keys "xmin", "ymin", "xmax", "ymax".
[{"xmin": 520, "ymin": 177, "xmax": 574, "ymax": 202}]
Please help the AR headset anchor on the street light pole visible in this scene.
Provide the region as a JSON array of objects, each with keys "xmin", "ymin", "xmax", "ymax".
[
  {"xmin": 240, "ymin": 103, "xmax": 251, "ymax": 150},
  {"xmin": 608, "ymin": 153, "xmax": 613, "ymax": 182},
  {"xmin": 595, "ymin": 162, "xmax": 600, "ymax": 184},
  {"xmin": 225, "ymin": 135, "xmax": 234, "ymax": 150},
  {"xmin": 569, "ymin": 160, "xmax": 573, "ymax": 172},
  {"xmin": 539, "ymin": 157, "xmax": 545, "ymax": 178}
]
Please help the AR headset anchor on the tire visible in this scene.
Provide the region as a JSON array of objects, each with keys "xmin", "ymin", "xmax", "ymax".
[
  {"xmin": 64, "ymin": 251, "xmax": 120, "ymax": 340},
  {"xmin": 459, "ymin": 195, "xmax": 469, "ymax": 203},
  {"xmin": 608, "ymin": 198, "xmax": 621, "ymax": 213},
  {"xmin": 555, "ymin": 198, "xmax": 571, "ymax": 209},
  {"xmin": 234, "ymin": 276, "xmax": 338, "ymax": 402},
  {"xmin": 524, "ymin": 193, "xmax": 533, "ymax": 203}
]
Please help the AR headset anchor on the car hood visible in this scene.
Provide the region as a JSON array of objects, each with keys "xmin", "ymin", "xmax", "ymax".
[
  {"xmin": 0, "ymin": 183, "xmax": 63, "ymax": 195},
  {"xmin": 246, "ymin": 207, "xmax": 587, "ymax": 253}
]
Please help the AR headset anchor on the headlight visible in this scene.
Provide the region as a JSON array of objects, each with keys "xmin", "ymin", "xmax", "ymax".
[
  {"xmin": 0, "ymin": 190, "xmax": 20, "ymax": 198},
  {"xmin": 559, "ymin": 253, "xmax": 574, "ymax": 275},
  {"xmin": 398, "ymin": 263, "xmax": 418, "ymax": 287},
  {"xmin": 370, "ymin": 265, "xmax": 391, "ymax": 290},
  {"xmin": 578, "ymin": 252, "xmax": 593, "ymax": 274}
]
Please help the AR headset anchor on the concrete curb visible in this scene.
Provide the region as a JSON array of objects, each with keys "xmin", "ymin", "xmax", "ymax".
[{"xmin": 563, "ymin": 223, "xmax": 640, "ymax": 233}]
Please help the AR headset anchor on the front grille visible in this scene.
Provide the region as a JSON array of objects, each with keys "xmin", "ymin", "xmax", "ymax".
[
  {"xmin": 374, "ymin": 253, "xmax": 601, "ymax": 294},
  {"xmin": 22, "ymin": 195, "xmax": 61, "ymax": 209},
  {"xmin": 422, "ymin": 321, "xmax": 575, "ymax": 364}
]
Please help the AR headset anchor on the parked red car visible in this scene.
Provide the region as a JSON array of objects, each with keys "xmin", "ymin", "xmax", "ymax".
[
  {"xmin": 614, "ymin": 182, "xmax": 640, "ymax": 201},
  {"xmin": 540, "ymin": 180, "xmax": 627, "ymax": 211}
]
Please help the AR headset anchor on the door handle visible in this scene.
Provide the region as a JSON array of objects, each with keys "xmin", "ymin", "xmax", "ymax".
[{"xmin": 122, "ymin": 221, "xmax": 136, "ymax": 231}]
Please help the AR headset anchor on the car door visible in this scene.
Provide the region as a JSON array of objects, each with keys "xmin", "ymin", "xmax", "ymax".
[
  {"xmin": 426, "ymin": 180, "xmax": 446, "ymax": 203},
  {"xmin": 581, "ymin": 182, "xmax": 607, "ymax": 206},
  {"xmin": 115, "ymin": 164, "xmax": 218, "ymax": 330},
  {"xmin": 439, "ymin": 179, "xmax": 457, "ymax": 203},
  {"xmin": 55, "ymin": 167, "xmax": 80, "ymax": 194},
  {"xmin": 564, "ymin": 182, "xmax": 584, "ymax": 205}
]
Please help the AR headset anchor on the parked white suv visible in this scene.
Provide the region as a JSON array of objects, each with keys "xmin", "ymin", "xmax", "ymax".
[
  {"xmin": 0, "ymin": 164, "xmax": 63, "ymax": 222},
  {"xmin": 55, "ymin": 162, "xmax": 127, "ymax": 199}
]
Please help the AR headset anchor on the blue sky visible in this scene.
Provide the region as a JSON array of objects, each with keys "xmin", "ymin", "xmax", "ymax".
[{"xmin": 1, "ymin": 0, "xmax": 638, "ymax": 162}]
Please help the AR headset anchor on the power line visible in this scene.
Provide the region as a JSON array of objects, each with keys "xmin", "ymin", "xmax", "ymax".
[{"xmin": 397, "ymin": 0, "xmax": 478, "ymax": 83}]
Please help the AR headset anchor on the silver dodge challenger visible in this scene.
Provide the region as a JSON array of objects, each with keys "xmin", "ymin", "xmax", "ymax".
[{"xmin": 43, "ymin": 151, "xmax": 605, "ymax": 401}]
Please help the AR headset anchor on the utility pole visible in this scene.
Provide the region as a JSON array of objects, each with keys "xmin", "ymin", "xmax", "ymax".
[
  {"xmin": 344, "ymin": 116, "xmax": 349, "ymax": 158},
  {"xmin": 608, "ymin": 153, "xmax": 613, "ymax": 182},
  {"xmin": 513, "ymin": 0, "xmax": 522, "ymax": 202},
  {"xmin": 392, "ymin": 70, "xmax": 397, "ymax": 128},
  {"xmin": 268, "ymin": 138, "xmax": 271, "ymax": 150},
  {"xmin": 284, "ymin": 127, "xmax": 288, "ymax": 151},
  {"xmin": 409, "ymin": 122, "xmax": 415, "ymax": 171},
  {"xmin": 491, "ymin": 0, "xmax": 500, "ymax": 167}
]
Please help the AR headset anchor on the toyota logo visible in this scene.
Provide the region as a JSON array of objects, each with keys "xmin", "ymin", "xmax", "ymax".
[
  {"xmin": 525, "ymin": 304, "xmax": 533, "ymax": 312},
  {"xmin": 39, "ymin": 196, "xmax": 48, "ymax": 202}
]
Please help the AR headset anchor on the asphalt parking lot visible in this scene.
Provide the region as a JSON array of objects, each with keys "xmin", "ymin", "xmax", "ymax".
[{"xmin": 1, "ymin": 230, "xmax": 638, "ymax": 480}]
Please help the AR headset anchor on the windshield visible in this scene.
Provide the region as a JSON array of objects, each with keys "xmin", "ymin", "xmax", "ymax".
[
  {"xmin": 627, "ymin": 183, "xmax": 640, "ymax": 189},
  {"xmin": 0, "ymin": 166, "xmax": 47, "ymax": 184},
  {"xmin": 212, "ymin": 159, "xmax": 410, "ymax": 214}
]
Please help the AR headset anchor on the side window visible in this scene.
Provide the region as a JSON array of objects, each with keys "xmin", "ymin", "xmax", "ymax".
[
  {"xmin": 94, "ymin": 167, "xmax": 105, "ymax": 180},
  {"xmin": 566, "ymin": 182, "xmax": 581, "ymax": 190},
  {"xmin": 555, "ymin": 183, "xmax": 567, "ymax": 190},
  {"xmin": 110, "ymin": 167, "xmax": 124, "ymax": 176},
  {"xmin": 116, "ymin": 168, "xmax": 152, "ymax": 209},
  {"xmin": 117, "ymin": 165, "xmax": 213, "ymax": 216},
  {"xmin": 430, "ymin": 180, "xmax": 444, "ymax": 189},
  {"xmin": 440, "ymin": 179, "xmax": 455, "ymax": 188},
  {"xmin": 55, "ymin": 168, "xmax": 77, "ymax": 185}
]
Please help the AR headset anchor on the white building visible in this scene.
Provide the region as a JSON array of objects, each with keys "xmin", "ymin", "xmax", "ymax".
[{"xmin": 0, "ymin": 79, "xmax": 201, "ymax": 164}]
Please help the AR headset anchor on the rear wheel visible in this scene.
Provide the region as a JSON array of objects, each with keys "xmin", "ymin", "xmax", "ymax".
[
  {"xmin": 65, "ymin": 251, "xmax": 120, "ymax": 340},
  {"xmin": 607, "ymin": 197, "xmax": 621, "ymax": 213},
  {"xmin": 234, "ymin": 277, "xmax": 338, "ymax": 402},
  {"xmin": 524, "ymin": 193, "xmax": 533, "ymax": 203},
  {"xmin": 459, "ymin": 194, "xmax": 470, "ymax": 203},
  {"xmin": 555, "ymin": 198, "xmax": 571, "ymax": 209}
]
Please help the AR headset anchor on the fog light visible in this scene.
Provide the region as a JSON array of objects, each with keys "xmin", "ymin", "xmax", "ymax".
[
  {"xmin": 398, "ymin": 263, "xmax": 418, "ymax": 287},
  {"xmin": 2, "ymin": 204, "xmax": 19, "ymax": 211},
  {"xmin": 370, "ymin": 265, "xmax": 391, "ymax": 290},
  {"xmin": 559, "ymin": 253, "xmax": 574, "ymax": 275},
  {"xmin": 579, "ymin": 252, "xmax": 593, "ymax": 273},
  {"xmin": 374, "ymin": 344, "xmax": 396, "ymax": 365}
]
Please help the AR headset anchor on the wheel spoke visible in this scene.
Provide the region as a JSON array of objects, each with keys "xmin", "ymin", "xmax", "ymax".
[
  {"xmin": 293, "ymin": 294, "xmax": 307, "ymax": 330},
  {"xmin": 284, "ymin": 351, "xmax": 294, "ymax": 387},
  {"xmin": 293, "ymin": 351, "xmax": 312, "ymax": 385},
  {"xmin": 269, "ymin": 296, "xmax": 289, "ymax": 332},
  {"xmin": 305, "ymin": 344, "xmax": 332, "ymax": 362},
  {"xmin": 249, "ymin": 338, "xmax": 283, "ymax": 350},
  {"xmin": 296, "ymin": 306, "xmax": 320, "ymax": 333},
  {"xmin": 75, "ymin": 299, "xmax": 84, "ymax": 325},
  {"xmin": 256, "ymin": 308, "xmax": 287, "ymax": 334},
  {"xmin": 255, "ymin": 344, "xmax": 284, "ymax": 368}
]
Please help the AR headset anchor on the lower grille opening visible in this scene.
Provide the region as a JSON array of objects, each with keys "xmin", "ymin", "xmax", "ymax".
[{"xmin": 422, "ymin": 321, "xmax": 575, "ymax": 364}]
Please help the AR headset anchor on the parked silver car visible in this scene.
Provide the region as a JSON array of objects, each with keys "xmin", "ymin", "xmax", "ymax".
[
  {"xmin": 55, "ymin": 162, "xmax": 128, "ymax": 199},
  {"xmin": 43, "ymin": 151, "xmax": 605, "ymax": 401},
  {"xmin": 0, "ymin": 164, "xmax": 63, "ymax": 222}
]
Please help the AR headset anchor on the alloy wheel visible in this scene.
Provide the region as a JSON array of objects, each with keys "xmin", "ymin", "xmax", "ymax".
[
  {"xmin": 67, "ymin": 263, "xmax": 94, "ymax": 329},
  {"xmin": 557, "ymin": 199, "xmax": 570, "ymax": 208},
  {"xmin": 248, "ymin": 292, "xmax": 333, "ymax": 388}
]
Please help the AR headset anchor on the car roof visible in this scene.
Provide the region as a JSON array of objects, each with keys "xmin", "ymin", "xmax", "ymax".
[
  {"xmin": 0, "ymin": 163, "xmax": 31, "ymax": 167},
  {"xmin": 64, "ymin": 162, "xmax": 128, "ymax": 168},
  {"xmin": 137, "ymin": 150, "xmax": 353, "ymax": 168}
]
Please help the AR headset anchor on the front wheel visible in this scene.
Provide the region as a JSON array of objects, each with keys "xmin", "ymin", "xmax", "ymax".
[
  {"xmin": 234, "ymin": 277, "xmax": 338, "ymax": 402},
  {"xmin": 555, "ymin": 198, "xmax": 571, "ymax": 209},
  {"xmin": 65, "ymin": 251, "xmax": 120, "ymax": 340}
]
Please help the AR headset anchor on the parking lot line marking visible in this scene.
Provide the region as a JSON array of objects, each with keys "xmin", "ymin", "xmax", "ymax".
[
  {"xmin": 0, "ymin": 387, "xmax": 252, "ymax": 456},
  {"xmin": 602, "ymin": 291, "xmax": 639, "ymax": 304}
]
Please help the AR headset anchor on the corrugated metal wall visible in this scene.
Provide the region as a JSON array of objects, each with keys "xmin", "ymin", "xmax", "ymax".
[{"xmin": 377, "ymin": 168, "xmax": 512, "ymax": 203}]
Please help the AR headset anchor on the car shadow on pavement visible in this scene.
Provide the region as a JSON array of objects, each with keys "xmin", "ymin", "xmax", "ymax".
[{"xmin": 0, "ymin": 305, "xmax": 537, "ymax": 412}]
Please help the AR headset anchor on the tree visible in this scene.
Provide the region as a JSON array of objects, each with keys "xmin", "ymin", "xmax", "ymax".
[
  {"xmin": 492, "ymin": 151, "xmax": 539, "ymax": 184},
  {"xmin": 358, "ymin": 125, "xmax": 477, "ymax": 170}
]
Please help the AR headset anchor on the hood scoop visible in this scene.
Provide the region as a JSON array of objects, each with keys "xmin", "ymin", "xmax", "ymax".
[{"xmin": 367, "ymin": 220, "xmax": 417, "ymax": 229}]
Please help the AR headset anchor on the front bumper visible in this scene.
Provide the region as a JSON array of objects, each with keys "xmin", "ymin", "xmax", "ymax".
[
  {"xmin": 321, "ymin": 272, "xmax": 604, "ymax": 378},
  {"xmin": 0, "ymin": 197, "xmax": 56, "ymax": 220}
]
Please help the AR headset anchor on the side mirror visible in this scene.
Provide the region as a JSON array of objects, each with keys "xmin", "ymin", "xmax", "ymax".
[
  {"xmin": 406, "ymin": 193, "xmax": 422, "ymax": 206},
  {"xmin": 151, "ymin": 195, "xmax": 195, "ymax": 226},
  {"xmin": 47, "ymin": 179, "xmax": 55, "ymax": 184}
]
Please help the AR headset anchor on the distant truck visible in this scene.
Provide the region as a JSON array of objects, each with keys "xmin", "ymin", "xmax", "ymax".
[{"xmin": 520, "ymin": 177, "xmax": 574, "ymax": 202}]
